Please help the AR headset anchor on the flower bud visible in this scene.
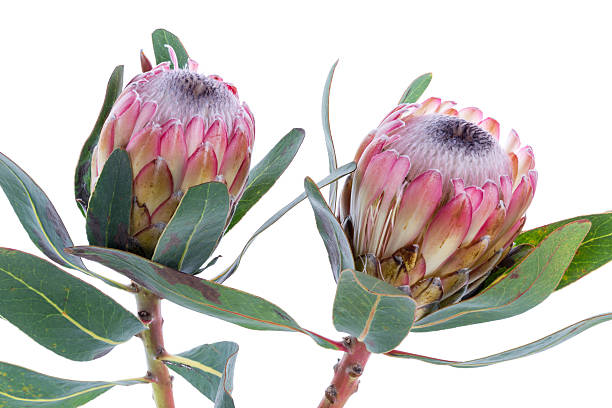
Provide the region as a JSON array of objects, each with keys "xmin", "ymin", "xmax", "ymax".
[
  {"xmin": 90, "ymin": 47, "xmax": 254, "ymax": 256},
  {"xmin": 340, "ymin": 98, "xmax": 536, "ymax": 319}
]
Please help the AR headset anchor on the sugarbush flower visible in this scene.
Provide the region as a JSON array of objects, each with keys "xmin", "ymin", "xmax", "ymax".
[
  {"xmin": 339, "ymin": 97, "xmax": 536, "ymax": 319},
  {"xmin": 90, "ymin": 47, "xmax": 254, "ymax": 256}
]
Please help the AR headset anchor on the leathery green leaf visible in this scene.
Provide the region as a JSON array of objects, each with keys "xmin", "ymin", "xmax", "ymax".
[
  {"xmin": 333, "ymin": 270, "xmax": 416, "ymax": 353},
  {"xmin": 68, "ymin": 246, "xmax": 341, "ymax": 350},
  {"xmin": 0, "ymin": 152, "xmax": 86, "ymax": 271},
  {"xmin": 413, "ymin": 220, "xmax": 591, "ymax": 332},
  {"xmin": 477, "ymin": 244, "xmax": 535, "ymax": 294},
  {"xmin": 1, "ymin": 152, "xmax": 135, "ymax": 288},
  {"xmin": 304, "ymin": 177, "xmax": 354, "ymax": 282},
  {"xmin": 387, "ymin": 313, "xmax": 612, "ymax": 367},
  {"xmin": 74, "ymin": 65, "xmax": 124, "ymax": 215},
  {"xmin": 212, "ymin": 162, "xmax": 356, "ymax": 284},
  {"xmin": 153, "ymin": 182, "xmax": 229, "ymax": 274},
  {"xmin": 228, "ymin": 128, "xmax": 305, "ymax": 231},
  {"xmin": 516, "ymin": 212, "xmax": 612, "ymax": 289},
  {"xmin": 162, "ymin": 341, "xmax": 238, "ymax": 408},
  {"xmin": 152, "ymin": 29, "xmax": 189, "ymax": 69},
  {"xmin": 398, "ymin": 72, "xmax": 432, "ymax": 104},
  {"xmin": 86, "ymin": 149, "xmax": 132, "ymax": 250},
  {"xmin": 322, "ymin": 60, "xmax": 339, "ymax": 212},
  {"xmin": 0, "ymin": 248, "xmax": 144, "ymax": 361},
  {"xmin": 0, "ymin": 152, "xmax": 128, "ymax": 290},
  {"xmin": 0, "ymin": 361, "xmax": 146, "ymax": 407}
]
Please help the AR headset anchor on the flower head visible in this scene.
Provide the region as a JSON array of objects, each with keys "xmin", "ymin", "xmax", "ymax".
[
  {"xmin": 339, "ymin": 97, "xmax": 536, "ymax": 319},
  {"xmin": 91, "ymin": 47, "xmax": 254, "ymax": 256}
]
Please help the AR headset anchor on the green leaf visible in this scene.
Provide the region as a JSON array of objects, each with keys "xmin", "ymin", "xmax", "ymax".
[
  {"xmin": 516, "ymin": 212, "xmax": 612, "ymax": 290},
  {"xmin": 162, "ymin": 341, "xmax": 238, "ymax": 408},
  {"xmin": 74, "ymin": 66, "xmax": 124, "ymax": 215},
  {"xmin": 152, "ymin": 29, "xmax": 189, "ymax": 69},
  {"xmin": 478, "ymin": 244, "xmax": 534, "ymax": 292},
  {"xmin": 212, "ymin": 162, "xmax": 356, "ymax": 284},
  {"xmin": 0, "ymin": 152, "xmax": 129, "ymax": 290},
  {"xmin": 0, "ymin": 153, "xmax": 86, "ymax": 271},
  {"xmin": 0, "ymin": 361, "xmax": 145, "ymax": 407},
  {"xmin": 322, "ymin": 60, "xmax": 339, "ymax": 213},
  {"xmin": 413, "ymin": 220, "xmax": 591, "ymax": 332},
  {"xmin": 153, "ymin": 182, "xmax": 229, "ymax": 274},
  {"xmin": 227, "ymin": 128, "xmax": 305, "ymax": 231},
  {"xmin": 398, "ymin": 72, "xmax": 432, "ymax": 104},
  {"xmin": 333, "ymin": 270, "xmax": 416, "ymax": 353},
  {"xmin": 0, "ymin": 248, "xmax": 144, "ymax": 361},
  {"xmin": 304, "ymin": 177, "xmax": 354, "ymax": 282},
  {"xmin": 68, "ymin": 246, "xmax": 341, "ymax": 350},
  {"xmin": 86, "ymin": 149, "xmax": 132, "ymax": 250},
  {"xmin": 386, "ymin": 312, "xmax": 612, "ymax": 367},
  {"xmin": 196, "ymin": 255, "xmax": 222, "ymax": 275}
]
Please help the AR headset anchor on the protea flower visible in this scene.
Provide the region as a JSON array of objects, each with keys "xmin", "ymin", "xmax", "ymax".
[
  {"xmin": 90, "ymin": 47, "xmax": 254, "ymax": 256},
  {"xmin": 339, "ymin": 97, "xmax": 536, "ymax": 320}
]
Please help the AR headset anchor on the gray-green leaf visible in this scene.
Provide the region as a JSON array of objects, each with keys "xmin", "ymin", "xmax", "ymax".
[
  {"xmin": 516, "ymin": 212, "xmax": 612, "ymax": 290},
  {"xmin": 0, "ymin": 151, "xmax": 128, "ymax": 290},
  {"xmin": 152, "ymin": 29, "xmax": 189, "ymax": 69},
  {"xmin": 153, "ymin": 182, "xmax": 229, "ymax": 274},
  {"xmin": 322, "ymin": 60, "xmax": 339, "ymax": 212},
  {"xmin": 162, "ymin": 341, "xmax": 238, "ymax": 408},
  {"xmin": 413, "ymin": 220, "xmax": 591, "ymax": 332},
  {"xmin": 68, "ymin": 245, "xmax": 341, "ymax": 350},
  {"xmin": 0, "ymin": 152, "xmax": 87, "ymax": 272},
  {"xmin": 86, "ymin": 149, "xmax": 132, "ymax": 250},
  {"xmin": 333, "ymin": 270, "xmax": 416, "ymax": 353},
  {"xmin": 304, "ymin": 177, "xmax": 354, "ymax": 282},
  {"xmin": 387, "ymin": 313, "xmax": 612, "ymax": 367},
  {"xmin": 74, "ymin": 65, "xmax": 123, "ymax": 215},
  {"xmin": 0, "ymin": 248, "xmax": 143, "ymax": 361},
  {"xmin": 212, "ymin": 162, "xmax": 356, "ymax": 284},
  {"xmin": 398, "ymin": 72, "xmax": 432, "ymax": 104},
  {"xmin": 0, "ymin": 361, "xmax": 145, "ymax": 407},
  {"xmin": 227, "ymin": 128, "xmax": 305, "ymax": 231}
]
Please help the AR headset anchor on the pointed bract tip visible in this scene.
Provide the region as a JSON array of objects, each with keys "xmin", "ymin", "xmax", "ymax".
[{"xmin": 140, "ymin": 50, "xmax": 152, "ymax": 73}]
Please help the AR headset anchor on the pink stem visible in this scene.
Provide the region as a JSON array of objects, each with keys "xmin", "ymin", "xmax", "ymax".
[
  {"xmin": 317, "ymin": 337, "xmax": 372, "ymax": 408},
  {"xmin": 135, "ymin": 287, "xmax": 175, "ymax": 408}
]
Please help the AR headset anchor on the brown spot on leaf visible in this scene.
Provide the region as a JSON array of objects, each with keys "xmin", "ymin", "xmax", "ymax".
[
  {"xmin": 76, "ymin": 160, "xmax": 92, "ymax": 211},
  {"xmin": 155, "ymin": 266, "xmax": 221, "ymax": 304},
  {"xmin": 112, "ymin": 222, "xmax": 129, "ymax": 250},
  {"xmin": 274, "ymin": 309, "xmax": 291, "ymax": 321},
  {"xmin": 157, "ymin": 233, "xmax": 183, "ymax": 258},
  {"xmin": 69, "ymin": 248, "xmax": 222, "ymax": 304},
  {"xmin": 46, "ymin": 204, "xmax": 70, "ymax": 243}
]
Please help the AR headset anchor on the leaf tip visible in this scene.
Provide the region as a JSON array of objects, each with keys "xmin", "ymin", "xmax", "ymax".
[{"xmin": 304, "ymin": 176, "xmax": 317, "ymax": 190}]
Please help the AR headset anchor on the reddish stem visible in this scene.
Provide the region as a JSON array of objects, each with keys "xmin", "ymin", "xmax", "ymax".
[
  {"xmin": 136, "ymin": 287, "xmax": 175, "ymax": 408},
  {"xmin": 317, "ymin": 337, "xmax": 372, "ymax": 408}
]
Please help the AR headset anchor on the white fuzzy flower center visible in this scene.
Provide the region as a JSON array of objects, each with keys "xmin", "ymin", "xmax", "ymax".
[
  {"xmin": 136, "ymin": 70, "xmax": 240, "ymax": 125},
  {"xmin": 389, "ymin": 114, "xmax": 511, "ymax": 193}
]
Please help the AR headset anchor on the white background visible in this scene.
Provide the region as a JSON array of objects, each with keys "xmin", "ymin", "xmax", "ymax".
[{"xmin": 1, "ymin": 1, "xmax": 612, "ymax": 407}]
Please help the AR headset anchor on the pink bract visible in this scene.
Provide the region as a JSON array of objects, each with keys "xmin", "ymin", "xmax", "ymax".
[
  {"xmin": 90, "ymin": 47, "xmax": 254, "ymax": 256},
  {"xmin": 339, "ymin": 97, "xmax": 536, "ymax": 319}
]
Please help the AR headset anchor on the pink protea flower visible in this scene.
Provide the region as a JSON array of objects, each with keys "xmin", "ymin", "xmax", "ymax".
[
  {"xmin": 338, "ymin": 97, "xmax": 536, "ymax": 319},
  {"xmin": 90, "ymin": 47, "xmax": 254, "ymax": 256}
]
